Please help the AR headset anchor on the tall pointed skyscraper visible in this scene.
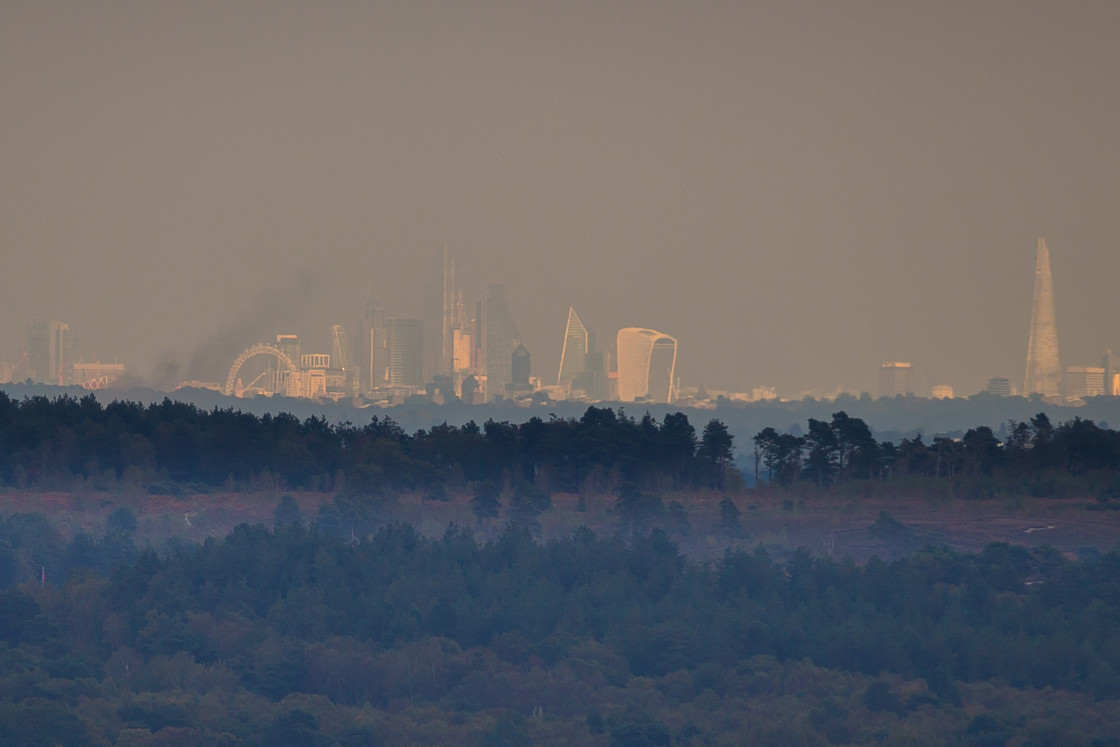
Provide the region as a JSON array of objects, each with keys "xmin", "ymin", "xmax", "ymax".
[{"xmin": 1024, "ymin": 238, "xmax": 1061, "ymax": 398}]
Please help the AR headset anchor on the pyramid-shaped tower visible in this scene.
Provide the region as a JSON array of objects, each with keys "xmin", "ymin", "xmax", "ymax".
[{"xmin": 1024, "ymin": 238, "xmax": 1061, "ymax": 397}]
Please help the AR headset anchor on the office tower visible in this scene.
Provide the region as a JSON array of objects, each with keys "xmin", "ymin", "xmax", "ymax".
[
  {"xmin": 1065, "ymin": 366, "xmax": 1105, "ymax": 400},
  {"xmin": 452, "ymin": 328, "xmax": 473, "ymax": 375},
  {"xmin": 330, "ymin": 325, "xmax": 356, "ymax": 396},
  {"xmin": 471, "ymin": 300, "xmax": 484, "ymax": 372},
  {"xmin": 930, "ymin": 385, "xmax": 954, "ymax": 399},
  {"xmin": 360, "ymin": 298, "xmax": 387, "ymax": 392},
  {"xmin": 579, "ymin": 351, "xmax": 608, "ymax": 400},
  {"xmin": 1104, "ymin": 351, "xmax": 1120, "ymax": 396},
  {"xmin": 51, "ymin": 322, "xmax": 73, "ymax": 385},
  {"xmin": 878, "ymin": 362, "xmax": 913, "ymax": 398},
  {"xmin": 461, "ymin": 374, "xmax": 481, "ymax": 404},
  {"xmin": 511, "ymin": 344, "xmax": 531, "ymax": 391},
  {"xmin": 423, "ymin": 245, "xmax": 456, "ymax": 383},
  {"xmin": 275, "ymin": 334, "xmax": 301, "ymax": 365},
  {"xmin": 557, "ymin": 307, "xmax": 591, "ymax": 388},
  {"xmin": 482, "ymin": 283, "xmax": 520, "ymax": 400},
  {"xmin": 1024, "ymin": 238, "xmax": 1061, "ymax": 398},
  {"xmin": 986, "ymin": 376, "xmax": 1013, "ymax": 396},
  {"xmin": 274, "ymin": 334, "xmax": 301, "ymax": 387},
  {"xmin": 26, "ymin": 321, "xmax": 49, "ymax": 382},
  {"xmin": 616, "ymin": 328, "xmax": 677, "ymax": 403},
  {"xmin": 386, "ymin": 318, "xmax": 424, "ymax": 387},
  {"xmin": 27, "ymin": 320, "xmax": 73, "ymax": 385}
]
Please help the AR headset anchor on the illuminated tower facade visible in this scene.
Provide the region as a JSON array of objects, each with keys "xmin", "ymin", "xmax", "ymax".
[
  {"xmin": 878, "ymin": 361, "xmax": 913, "ymax": 398},
  {"xmin": 616, "ymin": 328, "xmax": 677, "ymax": 403},
  {"xmin": 387, "ymin": 318, "xmax": 424, "ymax": 388},
  {"xmin": 1024, "ymin": 238, "xmax": 1061, "ymax": 398}
]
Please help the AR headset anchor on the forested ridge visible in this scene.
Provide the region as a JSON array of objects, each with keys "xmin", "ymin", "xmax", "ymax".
[
  {"xmin": 0, "ymin": 393, "xmax": 735, "ymax": 495},
  {"xmin": 4, "ymin": 393, "xmax": 1120, "ymax": 503},
  {"xmin": 4, "ymin": 515, "xmax": 1120, "ymax": 745},
  {"xmin": 754, "ymin": 410, "xmax": 1120, "ymax": 498}
]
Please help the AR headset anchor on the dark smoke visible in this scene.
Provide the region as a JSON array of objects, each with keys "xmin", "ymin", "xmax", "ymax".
[{"xmin": 135, "ymin": 268, "xmax": 332, "ymax": 391}]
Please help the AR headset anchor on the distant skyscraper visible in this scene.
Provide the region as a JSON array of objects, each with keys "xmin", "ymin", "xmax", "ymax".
[
  {"xmin": 27, "ymin": 320, "xmax": 73, "ymax": 385},
  {"xmin": 878, "ymin": 362, "xmax": 913, "ymax": 398},
  {"xmin": 557, "ymin": 307, "xmax": 592, "ymax": 388},
  {"xmin": 423, "ymin": 245, "xmax": 457, "ymax": 383},
  {"xmin": 26, "ymin": 320, "xmax": 49, "ymax": 382},
  {"xmin": 461, "ymin": 373, "xmax": 482, "ymax": 404},
  {"xmin": 1065, "ymin": 366, "xmax": 1105, "ymax": 400},
  {"xmin": 616, "ymin": 328, "xmax": 677, "ymax": 403},
  {"xmin": 1103, "ymin": 351, "xmax": 1119, "ymax": 397},
  {"xmin": 579, "ymin": 350, "xmax": 608, "ymax": 400},
  {"xmin": 511, "ymin": 344, "xmax": 531, "ymax": 391},
  {"xmin": 1024, "ymin": 238, "xmax": 1061, "ymax": 398},
  {"xmin": 360, "ymin": 298, "xmax": 387, "ymax": 391},
  {"xmin": 386, "ymin": 318, "xmax": 424, "ymax": 388},
  {"xmin": 50, "ymin": 321, "xmax": 72, "ymax": 386},
  {"xmin": 986, "ymin": 376, "xmax": 1013, "ymax": 397},
  {"xmin": 482, "ymin": 283, "xmax": 520, "ymax": 400}
]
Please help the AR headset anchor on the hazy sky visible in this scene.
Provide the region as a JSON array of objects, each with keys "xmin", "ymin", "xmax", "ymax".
[{"xmin": 3, "ymin": 1, "xmax": 1119, "ymax": 397}]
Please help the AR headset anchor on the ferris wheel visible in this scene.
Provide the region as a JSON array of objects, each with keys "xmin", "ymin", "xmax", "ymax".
[{"xmin": 224, "ymin": 344, "xmax": 299, "ymax": 397}]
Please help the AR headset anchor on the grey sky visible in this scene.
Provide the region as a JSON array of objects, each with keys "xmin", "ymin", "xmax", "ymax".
[{"xmin": 3, "ymin": 1, "xmax": 1118, "ymax": 397}]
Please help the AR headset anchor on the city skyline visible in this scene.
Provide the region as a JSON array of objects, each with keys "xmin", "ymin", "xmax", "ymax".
[
  {"xmin": 2, "ymin": 3, "xmax": 1119, "ymax": 397},
  {"xmin": 4, "ymin": 236, "xmax": 1119, "ymax": 404}
]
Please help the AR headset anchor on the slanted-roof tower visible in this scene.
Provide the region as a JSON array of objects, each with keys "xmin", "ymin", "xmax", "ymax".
[
  {"xmin": 1024, "ymin": 238, "xmax": 1061, "ymax": 398},
  {"xmin": 557, "ymin": 307, "xmax": 590, "ymax": 388}
]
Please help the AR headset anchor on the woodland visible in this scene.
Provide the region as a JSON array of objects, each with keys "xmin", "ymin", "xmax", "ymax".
[{"xmin": 2, "ymin": 394, "xmax": 1120, "ymax": 745}]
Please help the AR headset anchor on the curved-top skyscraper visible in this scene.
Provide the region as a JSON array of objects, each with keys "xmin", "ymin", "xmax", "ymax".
[
  {"xmin": 1024, "ymin": 238, "xmax": 1061, "ymax": 398},
  {"xmin": 616, "ymin": 328, "xmax": 677, "ymax": 403}
]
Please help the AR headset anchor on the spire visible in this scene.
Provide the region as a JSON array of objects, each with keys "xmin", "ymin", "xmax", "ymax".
[{"xmin": 1024, "ymin": 238, "xmax": 1061, "ymax": 398}]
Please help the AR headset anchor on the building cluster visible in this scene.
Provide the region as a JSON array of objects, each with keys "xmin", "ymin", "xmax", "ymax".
[
  {"xmin": 1003, "ymin": 238, "xmax": 1119, "ymax": 403},
  {"xmin": 6, "ymin": 240, "xmax": 1115, "ymax": 407},
  {"xmin": 880, "ymin": 239, "xmax": 1119, "ymax": 405},
  {"xmin": 0, "ymin": 320, "xmax": 125, "ymax": 390},
  {"xmin": 220, "ymin": 247, "xmax": 681, "ymax": 406},
  {"xmin": 350, "ymin": 248, "xmax": 539, "ymax": 404}
]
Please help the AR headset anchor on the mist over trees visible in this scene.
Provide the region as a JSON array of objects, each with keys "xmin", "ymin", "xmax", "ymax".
[
  {"xmin": 4, "ymin": 514, "xmax": 1120, "ymax": 743},
  {"xmin": 4, "ymin": 394, "xmax": 1120, "ymax": 743}
]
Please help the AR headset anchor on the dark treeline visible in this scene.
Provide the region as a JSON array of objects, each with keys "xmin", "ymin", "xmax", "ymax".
[
  {"xmin": 755, "ymin": 410, "xmax": 1120, "ymax": 498},
  {"xmin": 0, "ymin": 393, "xmax": 735, "ymax": 495},
  {"xmin": 9, "ymin": 393, "xmax": 1120, "ymax": 503},
  {"xmin": 3, "ymin": 516, "xmax": 1120, "ymax": 744}
]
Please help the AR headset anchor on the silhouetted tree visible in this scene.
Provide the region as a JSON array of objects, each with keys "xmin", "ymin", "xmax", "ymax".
[
  {"xmin": 718, "ymin": 498, "xmax": 741, "ymax": 535},
  {"xmin": 698, "ymin": 419, "xmax": 734, "ymax": 489},
  {"xmin": 470, "ymin": 479, "xmax": 503, "ymax": 523}
]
